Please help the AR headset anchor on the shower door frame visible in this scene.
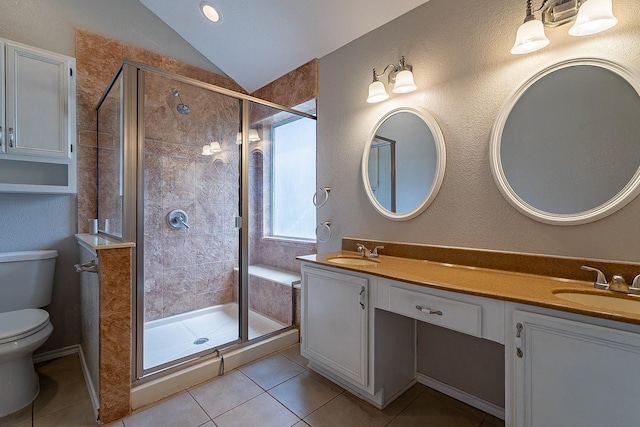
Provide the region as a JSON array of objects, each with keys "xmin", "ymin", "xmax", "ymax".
[{"xmin": 98, "ymin": 61, "xmax": 316, "ymax": 382}]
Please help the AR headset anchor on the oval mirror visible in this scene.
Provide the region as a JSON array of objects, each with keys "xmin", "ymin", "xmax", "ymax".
[
  {"xmin": 362, "ymin": 107, "xmax": 446, "ymax": 221},
  {"xmin": 490, "ymin": 58, "xmax": 640, "ymax": 225}
]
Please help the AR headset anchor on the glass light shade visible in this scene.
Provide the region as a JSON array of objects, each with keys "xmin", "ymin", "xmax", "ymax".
[
  {"xmin": 569, "ymin": 0, "xmax": 618, "ymax": 36},
  {"xmin": 209, "ymin": 141, "xmax": 222, "ymax": 153},
  {"xmin": 249, "ymin": 129, "xmax": 261, "ymax": 141},
  {"xmin": 392, "ymin": 69, "xmax": 417, "ymax": 93},
  {"xmin": 200, "ymin": 2, "xmax": 220, "ymax": 22},
  {"xmin": 202, "ymin": 145, "xmax": 212, "ymax": 155},
  {"xmin": 367, "ymin": 80, "xmax": 389, "ymax": 103},
  {"xmin": 236, "ymin": 130, "xmax": 260, "ymax": 144},
  {"xmin": 510, "ymin": 19, "xmax": 551, "ymax": 55}
]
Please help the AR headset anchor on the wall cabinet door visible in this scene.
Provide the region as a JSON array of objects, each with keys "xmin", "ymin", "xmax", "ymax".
[
  {"xmin": 5, "ymin": 43, "xmax": 71, "ymax": 158},
  {"xmin": 512, "ymin": 310, "xmax": 640, "ymax": 427},
  {"xmin": 301, "ymin": 266, "xmax": 368, "ymax": 387}
]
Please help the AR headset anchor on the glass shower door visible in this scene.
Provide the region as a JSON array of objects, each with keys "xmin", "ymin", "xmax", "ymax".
[{"xmin": 140, "ymin": 71, "xmax": 242, "ymax": 372}]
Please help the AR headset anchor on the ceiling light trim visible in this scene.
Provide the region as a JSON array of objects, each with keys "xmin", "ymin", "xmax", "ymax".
[{"xmin": 200, "ymin": 1, "xmax": 222, "ymax": 23}]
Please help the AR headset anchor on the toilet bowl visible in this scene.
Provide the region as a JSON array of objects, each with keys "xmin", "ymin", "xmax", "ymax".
[
  {"xmin": 0, "ymin": 250, "xmax": 57, "ymax": 417},
  {"xmin": 0, "ymin": 309, "xmax": 53, "ymax": 416}
]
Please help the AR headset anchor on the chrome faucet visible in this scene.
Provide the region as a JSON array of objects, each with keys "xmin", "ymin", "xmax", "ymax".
[
  {"xmin": 581, "ymin": 265, "xmax": 640, "ymax": 295},
  {"xmin": 356, "ymin": 243, "xmax": 384, "ymax": 258}
]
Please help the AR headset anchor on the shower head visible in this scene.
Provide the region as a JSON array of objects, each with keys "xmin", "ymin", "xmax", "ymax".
[{"xmin": 173, "ymin": 89, "xmax": 190, "ymax": 115}]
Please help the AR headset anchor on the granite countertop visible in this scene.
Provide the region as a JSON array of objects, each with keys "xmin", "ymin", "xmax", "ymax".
[
  {"xmin": 298, "ymin": 251, "xmax": 640, "ymax": 326},
  {"xmin": 75, "ymin": 233, "xmax": 136, "ymax": 252}
]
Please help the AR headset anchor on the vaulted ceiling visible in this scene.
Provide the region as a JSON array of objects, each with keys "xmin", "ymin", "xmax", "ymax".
[{"xmin": 139, "ymin": 0, "xmax": 430, "ymax": 92}]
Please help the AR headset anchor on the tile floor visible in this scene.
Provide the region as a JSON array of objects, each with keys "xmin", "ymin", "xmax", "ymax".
[
  {"xmin": 144, "ymin": 303, "xmax": 287, "ymax": 369},
  {"xmin": 0, "ymin": 345, "xmax": 505, "ymax": 427}
]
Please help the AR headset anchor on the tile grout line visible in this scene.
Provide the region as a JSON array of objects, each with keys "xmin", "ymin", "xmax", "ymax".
[
  {"xmin": 187, "ymin": 389, "xmax": 215, "ymax": 426},
  {"xmin": 299, "ymin": 390, "xmax": 345, "ymax": 425},
  {"xmin": 383, "ymin": 385, "xmax": 429, "ymax": 426}
]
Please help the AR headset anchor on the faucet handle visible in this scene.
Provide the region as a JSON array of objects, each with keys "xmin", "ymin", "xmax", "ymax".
[
  {"xmin": 630, "ymin": 274, "xmax": 640, "ymax": 294},
  {"xmin": 581, "ymin": 265, "xmax": 609, "ymax": 290}
]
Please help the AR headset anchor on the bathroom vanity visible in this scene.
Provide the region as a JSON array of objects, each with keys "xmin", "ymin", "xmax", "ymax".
[{"xmin": 299, "ymin": 252, "xmax": 640, "ymax": 427}]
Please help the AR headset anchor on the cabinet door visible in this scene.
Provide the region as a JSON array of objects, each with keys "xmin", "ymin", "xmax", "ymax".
[
  {"xmin": 5, "ymin": 43, "xmax": 70, "ymax": 158},
  {"xmin": 302, "ymin": 266, "xmax": 368, "ymax": 387},
  {"xmin": 513, "ymin": 310, "xmax": 640, "ymax": 427}
]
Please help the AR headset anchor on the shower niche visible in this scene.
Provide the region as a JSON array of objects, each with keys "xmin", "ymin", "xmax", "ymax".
[{"xmin": 97, "ymin": 62, "xmax": 316, "ymax": 379}]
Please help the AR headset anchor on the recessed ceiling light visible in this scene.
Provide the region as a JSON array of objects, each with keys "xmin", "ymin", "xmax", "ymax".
[{"xmin": 200, "ymin": 1, "xmax": 221, "ymax": 23}]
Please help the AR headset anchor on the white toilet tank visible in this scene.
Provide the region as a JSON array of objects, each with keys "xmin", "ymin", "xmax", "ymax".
[{"xmin": 0, "ymin": 250, "xmax": 58, "ymax": 312}]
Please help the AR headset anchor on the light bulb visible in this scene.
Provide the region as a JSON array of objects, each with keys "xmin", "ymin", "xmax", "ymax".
[{"xmin": 200, "ymin": 2, "xmax": 220, "ymax": 22}]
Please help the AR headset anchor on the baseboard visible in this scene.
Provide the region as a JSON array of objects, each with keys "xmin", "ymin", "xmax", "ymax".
[
  {"xmin": 32, "ymin": 345, "xmax": 79, "ymax": 363},
  {"xmin": 32, "ymin": 345, "xmax": 100, "ymax": 422},
  {"xmin": 416, "ymin": 373, "xmax": 505, "ymax": 420}
]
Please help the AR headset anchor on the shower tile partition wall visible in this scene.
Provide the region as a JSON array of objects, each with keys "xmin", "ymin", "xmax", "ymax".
[{"xmin": 143, "ymin": 72, "xmax": 240, "ymax": 321}]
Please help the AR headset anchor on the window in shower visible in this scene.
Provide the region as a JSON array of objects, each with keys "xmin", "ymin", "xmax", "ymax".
[{"xmin": 271, "ymin": 117, "xmax": 316, "ymax": 241}]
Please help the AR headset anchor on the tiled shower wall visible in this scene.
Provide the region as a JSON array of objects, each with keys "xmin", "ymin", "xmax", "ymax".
[
  {"xmin": 77, "ymin": 29, "xmax": 318, "ymax": 323},
  {"xmin": 75, "ymin": 28, "xmax": 245, "ymax": 235},
  {"xmin": 143, "ymin": 73, "xmax": 240, "ymax": 320}
]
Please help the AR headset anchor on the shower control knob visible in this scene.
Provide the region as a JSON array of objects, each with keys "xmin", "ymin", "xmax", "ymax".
[{"xmin": 167, "ymin": 209, "xmax": 190, "ymax": 230}]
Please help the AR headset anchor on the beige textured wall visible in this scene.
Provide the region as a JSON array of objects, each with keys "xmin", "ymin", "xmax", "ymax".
[
  {"xmin": 318, "ymin": 0, "xmax": 640, "ymax": 263},
  {"xmin": 318, "ymin": 0, "xmax": 640, "ymax": 407}
]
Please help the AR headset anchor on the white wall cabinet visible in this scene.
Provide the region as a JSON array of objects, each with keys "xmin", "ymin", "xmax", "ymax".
[
  {"xmin": 0, "ymin": 38, "xmax": 76, "ymax": 193},
  {"xmin": 509, "ymin": 309, "xmax": 640, "ymax": 427}
]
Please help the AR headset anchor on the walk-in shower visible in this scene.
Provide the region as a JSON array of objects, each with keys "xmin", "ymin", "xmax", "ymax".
[{"xmin": 96, "ymin": 61, "xmax": 316, "ymax": 380}]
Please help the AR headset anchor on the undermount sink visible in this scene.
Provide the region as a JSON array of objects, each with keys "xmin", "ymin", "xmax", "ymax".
[
  {"xmin": 327, "ymin": 256, "xmax": 380, "ymax": 266},
  {"xmin": 553, "ymin": 291, "xmax": 640, "ymax": 315}
]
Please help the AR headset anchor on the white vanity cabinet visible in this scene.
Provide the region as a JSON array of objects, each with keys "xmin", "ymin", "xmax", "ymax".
[
  {"xmin": 300, "ymin": 263, "xmax": 415, "ymax": 408},
  {"xmin": 507, "ymin": 307, "xmax": 640, "ymax": 427},
  {"xmin": 301, "ymin": 265, "xmax": 370, "ymax": 387},
  {"xmin": 0, "ymin": 38, "xmax": 76, "ymax": 193}
]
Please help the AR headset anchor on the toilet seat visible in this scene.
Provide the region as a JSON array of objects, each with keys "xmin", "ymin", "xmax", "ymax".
[{"xmin": 0, "ymin": 309, "xmax": 50, "ymax": 345}]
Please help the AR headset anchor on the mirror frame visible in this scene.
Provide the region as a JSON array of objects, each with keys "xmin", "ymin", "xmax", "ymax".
[
  {"xmin": 362, "ymin": 107, "xmax": 446, "ymax": 221},
  {"xmin": 490, "ymin": 57, "xmax": 640, "ymax": 225}
]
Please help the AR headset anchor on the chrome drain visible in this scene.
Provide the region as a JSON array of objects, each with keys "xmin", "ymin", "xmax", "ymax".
[{"xmin": 193, "ymin": 337, "xmax": 209, "ymax": 345}]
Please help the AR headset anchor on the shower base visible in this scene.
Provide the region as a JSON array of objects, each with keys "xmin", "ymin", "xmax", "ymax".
[{"xmin": 144, "ymin": 303, "xmax": 287, "ymax": 369}]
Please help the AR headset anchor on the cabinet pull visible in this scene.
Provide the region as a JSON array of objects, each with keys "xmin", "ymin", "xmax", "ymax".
[
  {"xmin": 516, "ymin": 322, "xmax": 524, "ymax": 358},
  {"xmin": 359, "ymin": 286, "xmax": 365, "ymax": 310},
  {"xmin": 8, "ymin": 127, "xmax": 14, "ymax": 148},
  {"xmin": 415, "ymin": 305, "xmax": 442, "ymax": 316},
  {"xmin": 0, "ymin": 125, "xmax": 3, "ymax": 146}
]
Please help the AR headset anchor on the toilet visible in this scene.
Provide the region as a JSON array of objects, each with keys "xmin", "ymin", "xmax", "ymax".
[{"xmin": 0, "ymin": 250, "xmax": 57, "ymax": 417}]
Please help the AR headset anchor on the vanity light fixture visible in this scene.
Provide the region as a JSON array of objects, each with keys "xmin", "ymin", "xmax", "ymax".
[
  {"xmin": 366, "ymin": 56, "xmax": 417, "ymax": 104},
  {"xmin": 202, "ymin": 141, "xmax": 222, "ymax": 155},
  {"xmin": 235, "ymin": 129, "xmax": 261, "ymax": 144},
  {"xmin": 511, "ymin": 0, "xmax": 617, "ymax": 55},
  {"xmin": 200, "ymin": 1, "xmax": 221, "ymax": 23}
]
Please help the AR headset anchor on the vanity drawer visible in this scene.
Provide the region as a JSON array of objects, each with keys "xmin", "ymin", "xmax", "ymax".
[{"xmin": 389, "ymin": 286, "xmax": 482, "ymax": 337}]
